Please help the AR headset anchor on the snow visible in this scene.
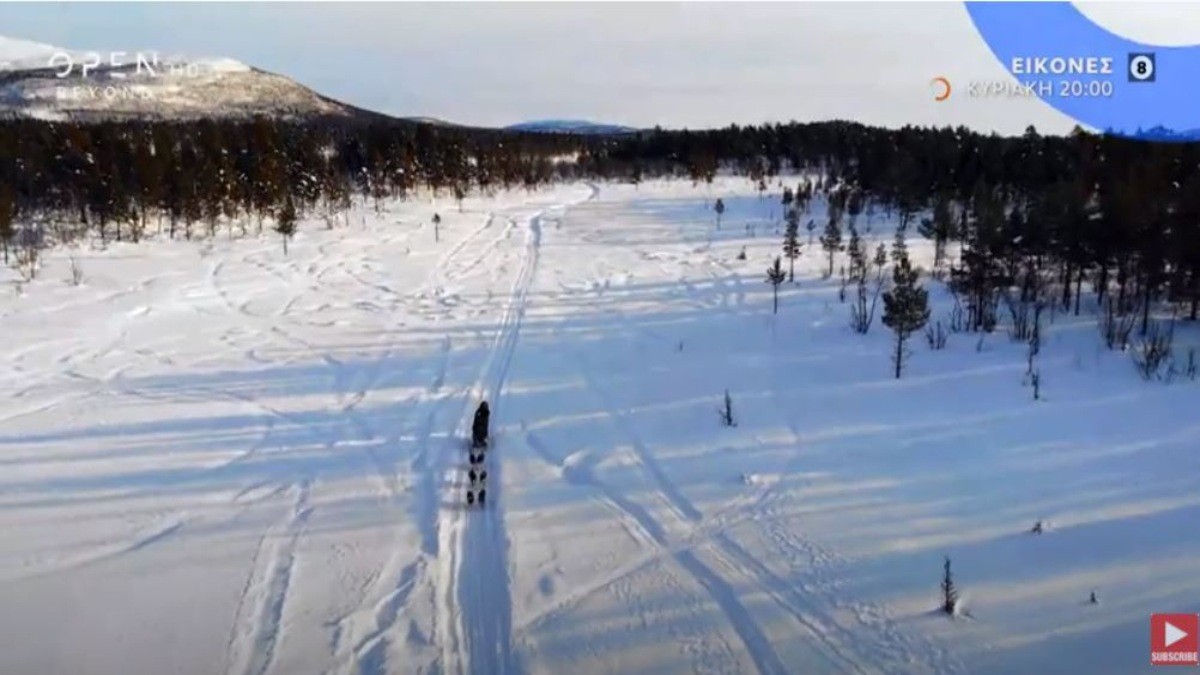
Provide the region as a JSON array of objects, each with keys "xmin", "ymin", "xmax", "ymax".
[
  {"xmin": 1, "ymin": 177, "xmax": 1198, "ymax": 675},
  {"xmin": 0, "ymin": 35, "xmax": 68, "ymax": 70}
]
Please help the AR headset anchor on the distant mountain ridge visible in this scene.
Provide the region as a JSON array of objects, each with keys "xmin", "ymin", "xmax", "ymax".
[{"xmin": 506, "ymin": 119, "xmax": 638, "ymax": 135}]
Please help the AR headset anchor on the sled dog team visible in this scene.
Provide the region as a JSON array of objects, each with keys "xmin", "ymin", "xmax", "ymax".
[{"xmin": 467, "ymin": 401, "xmax": 489, "ymax": 506}]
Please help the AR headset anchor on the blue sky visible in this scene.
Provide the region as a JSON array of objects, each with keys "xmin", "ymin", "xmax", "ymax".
[{"xmin": 0, "ymin": 2, "xmax": 1170, "ymax": 133}]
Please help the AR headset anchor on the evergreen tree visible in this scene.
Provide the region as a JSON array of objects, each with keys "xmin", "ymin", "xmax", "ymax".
[
  {"xmin": 941, "ymin": 556, "xmax": 959, "ymax": 615},
  {"xmin": 766, "ymin": 256, "xmax": 787, "ymax": 314},
  {"xmin": 891, "ymin": 220, "xmax": 909, "ymax": 264},
  {"xmin": 820, "ymin": 212, "xmax": 843, "ymax": 278},
  {"xmin": 275, "ymin": 197, "xmax": 297, "ymax": 255},
  {"xmin": 0, "ymin": 184, "xmax": 14, "ymax": 264},
  {"xmin": 882, "ymin": 252, "xmax": 930, "ymax": 378},
  {"xmin": 918, "ymin": 194, "xmax": 955, "ymax": 269},
  {"xmin": 873, "ymin": 243, "xmax": 888, "ymax": 278},
  {"xmin": 783, "ymin": 208, "xmax": 802, "ymax": 282},
  {"xmin": 847, "ymin": 188, "xmax": 865, "ymax": 229},
  {"xmin": 847, "ymin": 225, "xmax": 865, "ymax": 278}
]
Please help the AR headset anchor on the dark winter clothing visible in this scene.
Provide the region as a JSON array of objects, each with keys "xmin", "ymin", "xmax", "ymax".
[{"xmin": 472, "ymin": 401, "xmax": 490, "ymax": 447}]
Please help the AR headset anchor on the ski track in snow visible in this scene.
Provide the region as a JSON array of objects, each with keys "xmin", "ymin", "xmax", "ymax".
[
  {"xmin": 226, "ymin": 480, "xmax": 313, "ymax": 675},
  {"xmin": 442, "ymin": 188, "xmax": 597, "ymax": 675}
]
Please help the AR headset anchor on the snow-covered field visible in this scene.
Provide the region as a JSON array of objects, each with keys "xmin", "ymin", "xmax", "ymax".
[{"xmin": 1, "ymin": 177, "xmax": 1197, "ymax": 675}]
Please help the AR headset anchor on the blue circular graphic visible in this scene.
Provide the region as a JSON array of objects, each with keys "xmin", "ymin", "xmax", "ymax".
[{"xmin": 965, "ymin": 2, "xmax": 1200, "ymax": 140}]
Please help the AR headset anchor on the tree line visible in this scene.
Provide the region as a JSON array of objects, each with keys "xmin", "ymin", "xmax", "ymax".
[
  {"xmin": 586, "ymin": 122, "xmax": 1200, "ymax": 327},
  {"xmin": 2, "ymin": 116, "xmax": 1200, "ymax": 330},
  {"xmin": 0, "ymin": 116, "xmax": 579, "ymax": 271}
]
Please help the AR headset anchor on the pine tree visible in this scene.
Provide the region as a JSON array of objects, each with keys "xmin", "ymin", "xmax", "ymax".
[
  {"xmin": 873, "ymin": 243, "xmax": 888, "ymax": 278},
  {"xmin": 882, "ymin": 252, "xmax": 930, "ymax": 378},
  {"xmin": 0, "ymin": 184, "xmax": 14, "ymax": 265},
  {"xmin": 847, "ymin": 225, "xmax": 865, "ymax": 278},
  {"xmin": 847, "ymin": 189, "xmax": 864, "ymax": 229},
  {"xmin": 766, "ymin": 256, "xmax": 787, "ymax": 314},
  {"xmin": 941, "ymin": 556, "xmax": 959, "ymax": 615},
  {"xmin": 891, "ymin": 220, "xmax": 909, "ymax": 264},
  {"xmin": 820, "ymin": 213, "xmax": 843, "ymax": 278},
  {"xmin": 918, "ymin": 194, "xmax": 955, "ymax": 269},
  {"xmin": 783, "ymin": 208, "xmax": 801, "ymax": 282},
  {"xmin": 275, "ymin": 197, "xmax": 297, "ymax": 256}
]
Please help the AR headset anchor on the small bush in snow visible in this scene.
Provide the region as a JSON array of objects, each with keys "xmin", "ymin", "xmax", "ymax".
[
  {"xmin": 848, "ymin": 232, "xmax": 884, "ymax": 334},
  {"xmin": 1132, "ymin": 320, "xmax": 1175, "ymax": 381},
  {"xmin": 719, "ymin": 390, "xmax": 737, "ymax": 427},
  {"xmin": 1005, "ymin": 293, "xmax": 1046, "ymax": 344},
  {"xmin": 15, "ymin": 241, "xmax": 39, "ymax": 281},
  {"xmin": 947, "ymin": 299, "xmax": 967, "ymax": 334},
  {"xmin": 924, "ymin": 320, "xmax": 948, "ymax": 350},
  {"xmin": 68, "ymin": 255, "xmax": 84, "ymax": 286},
  {"xmin": 1170, "ymin": 348, "xmax": 1199, "ymax": 381},
  {"xmin": 1099, "ymin": 298, "xmax": 1136, "ymax": 351}
]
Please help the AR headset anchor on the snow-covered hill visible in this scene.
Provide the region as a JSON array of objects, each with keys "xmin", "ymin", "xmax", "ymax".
[
  {"xmin": 1, "ymin": 178, "xmax": 1197, "ymax": 675},
  {"xmin": 0, "ymin": 35, "xmax": 361, "ymax": 121},
  {"xmin": 0, "ymin": 35, "xmax": 71, "ymax": 70}
]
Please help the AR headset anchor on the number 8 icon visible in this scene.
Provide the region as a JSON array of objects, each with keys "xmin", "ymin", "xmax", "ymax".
[{"xmin": 1128, "ymin": 53, "xmax": 1156, "ymax": 83}]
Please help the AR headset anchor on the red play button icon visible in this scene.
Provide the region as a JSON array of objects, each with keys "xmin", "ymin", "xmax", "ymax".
[{"xmin": 1151, "ymin": 614, "xmax": 1199, "ymax": 666}]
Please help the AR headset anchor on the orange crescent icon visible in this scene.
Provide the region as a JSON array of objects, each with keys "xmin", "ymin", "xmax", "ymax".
[{"xmin": 931, "ymin": 76, "xmax": 952, "ymax": 102}]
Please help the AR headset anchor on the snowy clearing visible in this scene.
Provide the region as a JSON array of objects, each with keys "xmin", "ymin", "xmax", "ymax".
[{"xmin": 1, "ymin": 177, "xmax": 1197, "ymax": 675}]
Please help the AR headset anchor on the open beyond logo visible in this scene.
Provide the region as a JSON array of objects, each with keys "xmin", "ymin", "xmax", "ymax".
[
  {"xmin": 1151, "ymin": 614, "xmax": 1199, "ymax": 666},
  {"xmin": 45, "ymin": 51, "xmax": 210, "ymax": 80}
]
